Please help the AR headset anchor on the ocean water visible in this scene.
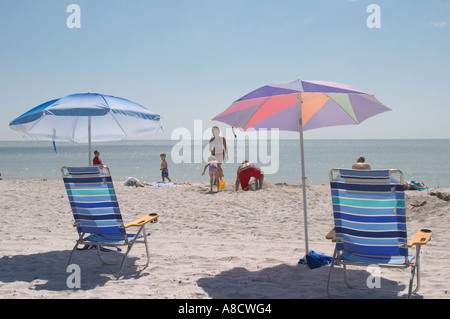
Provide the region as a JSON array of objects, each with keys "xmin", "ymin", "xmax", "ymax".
[{"xmin": 0, "ymin": 139, "xmax": 449, "ymax": 187}]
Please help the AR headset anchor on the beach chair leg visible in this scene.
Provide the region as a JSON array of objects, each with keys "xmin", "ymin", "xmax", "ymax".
[
  {"xmin": 414, "ymin": 246, "xmax": 421, "ymax": 294},
  {"xmin": 343, "ymin": 264, "xmax": 355, "ymax": 289},
  {"xmin": 116, "ymin": 247, "xmax": 131, "ymax": 277},
  {"xmin": 95, "ymin": 245, "xmax": 115, "ymax": 265},
  {"xmin": 408, "ymin": 246, "xmax": 422, "ymax": 298},
  {"xmin": 68, "ymin": 234, "xmax": 85, "ymax": 265},
  {"xmin": 407, "ymin": 265, "xmax": 416, "ymax": 299},
  {"xmin": 326, "ymin": 247, "xmax": 338, "ymax": 298},
  {"xmin": 68, "ymin": 241, "xmax": 80, "ymax": 265},
  {"xmin": 115, "ymin": 227, "xmax": 143, "ymax": 277},
  {"xmin": 142, "ymin": 225, "xmax": 151, "ymax": 267}
]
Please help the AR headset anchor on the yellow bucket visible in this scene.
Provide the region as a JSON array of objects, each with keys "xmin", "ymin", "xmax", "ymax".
[{"xmin": 219, "ymin": 181, "xmax": 226, "ymax": 189}]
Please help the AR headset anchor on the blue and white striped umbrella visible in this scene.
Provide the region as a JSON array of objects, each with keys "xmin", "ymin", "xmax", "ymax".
[{"xmin": 9, "ymin": 93, "xmax": 163, "ymax": 165}]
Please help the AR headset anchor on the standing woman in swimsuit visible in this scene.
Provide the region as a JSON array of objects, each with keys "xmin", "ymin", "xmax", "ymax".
[{"xmin": 209, "ymin": 126, "xmax": 228, "ymax": 182}]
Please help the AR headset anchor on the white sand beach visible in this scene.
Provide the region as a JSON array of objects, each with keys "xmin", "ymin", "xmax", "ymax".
[{"xmin": 0, "ymin": 178, "xmax": 449, "ymax": 299}]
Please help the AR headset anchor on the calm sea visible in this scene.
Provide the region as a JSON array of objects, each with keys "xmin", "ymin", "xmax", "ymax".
[{"xmin": 0, "ymin": 139, "xmax": 449, "ymax": 187}]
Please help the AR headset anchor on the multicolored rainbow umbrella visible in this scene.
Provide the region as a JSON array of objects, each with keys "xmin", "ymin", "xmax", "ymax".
[
  {"xmin": 213, "ymin": 78, "xmax": 391, "ymax": 256},
  {"xmin": 213, "ymin": 78, "xmax": 390, "ymax": 132}
]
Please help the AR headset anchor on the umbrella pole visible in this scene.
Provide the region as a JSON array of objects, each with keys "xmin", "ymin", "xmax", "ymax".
[
  {"xmin": 298, "ymin": 96, "xmax": 309, "ymax": 255},
  {"xmin": 88, "ymin": 116, "xmax": 92, "ymax": 166}
]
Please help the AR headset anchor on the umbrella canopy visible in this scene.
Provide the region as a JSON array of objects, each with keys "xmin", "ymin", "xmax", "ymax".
[
  {"xmin": 213, "ymin": 78, "xmax": 391, "ymax": 255},
  {"xmin": 10, "ymin": 93, "xmax": 163, "ymax": 165},
  {"xmin": 213, "ymin": 79, "xmax": 390, "ymax": 132}
]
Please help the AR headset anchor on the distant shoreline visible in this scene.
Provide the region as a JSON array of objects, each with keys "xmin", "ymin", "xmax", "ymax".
[
  {"xmin": 2, "ymin": 139, "xmax": 449, "ymax": 187},
  {"xmin": 1, "ymin": 138, "xmax": 450, "ymax": 143}
]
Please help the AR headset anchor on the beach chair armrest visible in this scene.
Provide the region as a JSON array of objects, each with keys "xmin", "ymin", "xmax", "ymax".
[
  {"xmin": 326, "ymin": 228, "xmax": 337, "ymax": 242},
  {"xmin": 124, "ymin": 214, "xmax": 159, "ymax": 228},
  {"xmin": 407, "ymin": 229, "xmax": 433, "ymax": 247}
]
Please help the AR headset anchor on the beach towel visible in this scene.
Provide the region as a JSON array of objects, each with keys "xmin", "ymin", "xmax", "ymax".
[
  {"xmin": 144, "ymin": 181, "xmax": 189, "ymax": 187},
  {"xmin": 406, "ymin": 180, "xmax": 429, "ymax": 191}
]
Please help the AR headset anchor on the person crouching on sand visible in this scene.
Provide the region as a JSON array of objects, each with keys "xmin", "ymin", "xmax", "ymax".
[{"xmin": 235, "ymin": 160, "xmax": 264, "ymax": 191}]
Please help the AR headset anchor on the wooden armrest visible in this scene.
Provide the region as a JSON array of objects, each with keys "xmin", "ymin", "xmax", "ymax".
[
  {"xmin": 407, "ymin": 229, "xmax": 433, "ymax": 248},
  {"xmin": 124, "ymin": 213, "xmax": 159, "ymax": 228},
  {"xmin": 326, "ymin": 228, "xmax": 337, "ymax": 242}
]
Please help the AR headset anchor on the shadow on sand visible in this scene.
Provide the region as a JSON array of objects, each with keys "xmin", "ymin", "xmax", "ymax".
[
  {"xmin": 197, "ymin": 263, "xmax": 421, "ymax": 299},
  {"xmin": 0, "ymin": 249, "xmax": 148, "ymax": 292}
]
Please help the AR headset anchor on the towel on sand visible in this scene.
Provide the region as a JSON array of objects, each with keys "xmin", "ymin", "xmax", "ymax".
[
  {"xmin": 144, "ymin": 181, "xmax": 189, "ymax": 187},
  {"xmin": 405, "ymin": 180, "xmax": 428, "ymax": 191}
]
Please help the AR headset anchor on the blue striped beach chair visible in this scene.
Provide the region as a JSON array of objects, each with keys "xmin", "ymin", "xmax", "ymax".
[
  {"xmin": 326, "ymin": 169, "xmax": 433, "ymax": 298},
  {"xmin": 61, "ymin": 166, "xmax": 159, "ymax": 276}
]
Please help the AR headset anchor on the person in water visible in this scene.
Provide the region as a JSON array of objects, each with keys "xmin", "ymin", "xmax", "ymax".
[
  {"xmin": 93, "ymin": 150, "xmax": 104, "ymax": 167},
  {"xmin": 352, "ymin": 156, "xmax": 371, "ymax": 170}
]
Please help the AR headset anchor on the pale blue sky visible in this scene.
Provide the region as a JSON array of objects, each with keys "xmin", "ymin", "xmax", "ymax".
[{"xmin": 1, "ymin": 0, "xmax": 449, "ymax": 140}]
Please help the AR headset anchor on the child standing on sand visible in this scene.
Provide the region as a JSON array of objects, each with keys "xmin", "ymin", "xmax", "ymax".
[
  {"xmin": 160, "ymin": 152, "xmax": 171, "ymax": 182},
  {"xmin": 202, "ymin": 155, "xmax": 220, "ymax": 192}
]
